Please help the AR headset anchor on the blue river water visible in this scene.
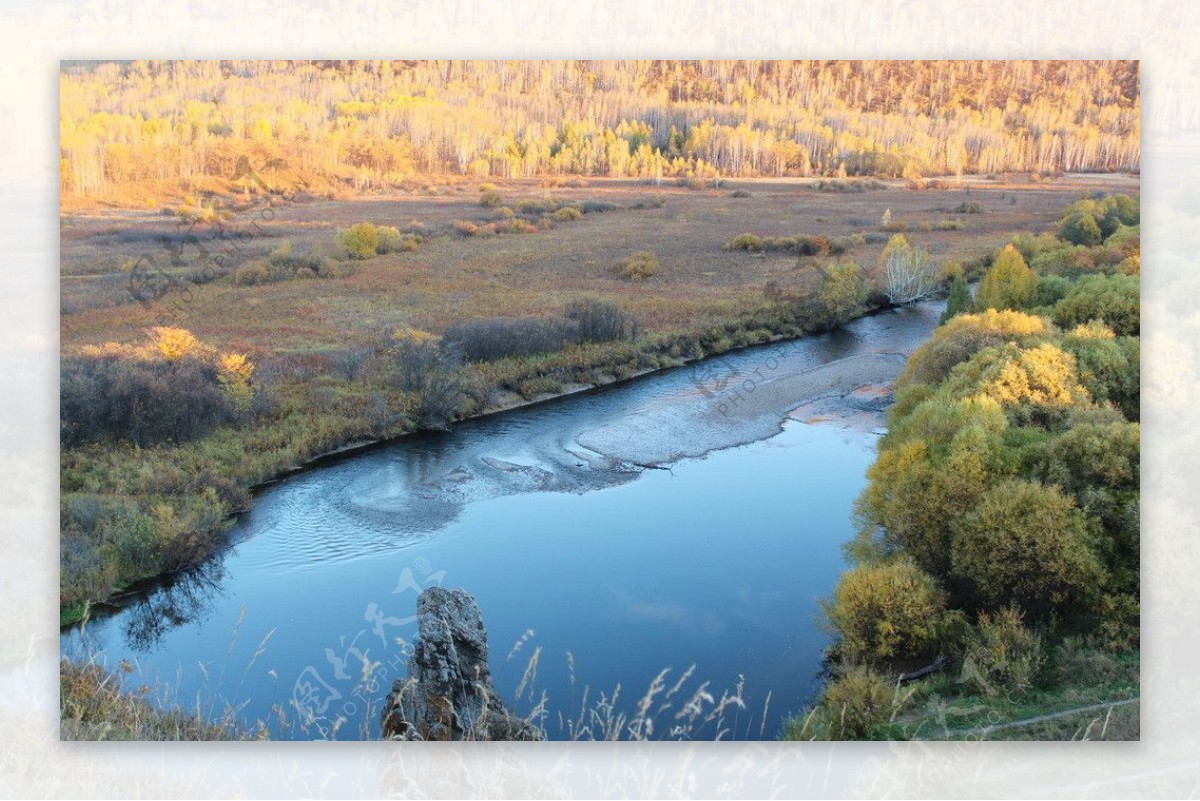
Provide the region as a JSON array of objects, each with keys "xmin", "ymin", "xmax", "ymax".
[{"xmin": 62, "ymin": 301, "xmax": 942, "ymax": 740}]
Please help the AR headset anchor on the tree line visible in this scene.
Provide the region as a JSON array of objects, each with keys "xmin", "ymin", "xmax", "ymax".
[{"xmin": 61, "ymin": 60, "xmax": 1139, "ymax": 198}]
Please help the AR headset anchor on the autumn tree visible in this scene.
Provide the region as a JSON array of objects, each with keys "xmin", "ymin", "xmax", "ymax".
[
  {"xmin": 897, "ymin": 309, "xmax": 1048, "ymax": 390},
  {"xmin": 975, "ymin": 244, "xmax": 1037, "ymax": 312},
  {"xmin": 942, "ymin": 342, "xmax": 1090, "ymax": 416},
  {"xmin": 878, "ymin": 235, "xmax": 939, "ymax": 306},
  {"xmin": 147, "ymin": 326, "xmax": 200, "ymax": 361},
  {"xmin": 854, "ymin": 394, "xmax": 1009, "ymax": 578},
  {"xmin": 218, "ymin": 353, "xmax": 255, "ymax": 412},
  {"xmin": 816, "ymin": 261, "xmax": 869, "ymax": 326},
  {"xmin": 1057, "ymin": 209, "xmax": 1103, "ymax": 246},
  {"xmin": 1059, "ymin": 323, "xmax": 1140, "ymax": 419}
]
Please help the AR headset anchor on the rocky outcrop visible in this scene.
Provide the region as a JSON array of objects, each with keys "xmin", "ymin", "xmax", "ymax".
[{"xmin": 380, "ymin": 587, "xmax": 541, "ymax": 741}]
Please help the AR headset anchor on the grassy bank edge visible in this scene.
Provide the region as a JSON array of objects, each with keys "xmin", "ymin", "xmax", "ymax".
[{"xmin": 60, "ymin": 302, "xmax": 899, "ymax": 627}]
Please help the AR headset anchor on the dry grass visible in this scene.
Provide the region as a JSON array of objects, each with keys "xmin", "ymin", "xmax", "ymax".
[
  {"xmin": 61, "ymin": 176, "xmax": 1138, "ymax": 356},
  {"xmin": 59, "ymin": 659, "xmax": 245, "ymax": 741}
]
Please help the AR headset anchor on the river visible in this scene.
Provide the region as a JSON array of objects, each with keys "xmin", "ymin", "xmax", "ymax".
[{"xmin": 61, "ymin": 299, "xmax": 943, "ymax": 740}]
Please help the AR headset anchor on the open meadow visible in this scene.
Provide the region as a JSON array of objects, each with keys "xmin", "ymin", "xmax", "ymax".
[{"xmin": 62, "ymin": 174, "xmax": 1137, "ymax": 353}]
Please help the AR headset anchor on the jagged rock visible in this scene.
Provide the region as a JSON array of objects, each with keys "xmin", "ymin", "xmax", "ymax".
[{"xmin": 380, "ymin": 587, "xmax": 541, "ymax": 741}]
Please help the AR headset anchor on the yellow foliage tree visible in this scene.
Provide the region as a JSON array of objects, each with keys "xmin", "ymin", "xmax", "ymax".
[
  {"xmin": 147, "ymin": 326, "xmax": 199, "ymax": 361},
  {"xmin": 897, "ymin": 309, "xmax": 1048, "ymax": 390},
  {"xmin": 218, "ymin": 352, "xmax": 255, "ymax": 411},
  {"xmin": 948, "ymin": 342, "xmax": 1090, "ymax": 410},
  {"xmin": 975, "ymin": 244, "xmax": 1037, "ymax": 312}
]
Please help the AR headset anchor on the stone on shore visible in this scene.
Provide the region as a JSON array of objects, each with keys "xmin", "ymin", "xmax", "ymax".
[{"xmin": 380, "ymin": 587, "xmax": 541, "ymax": 741}]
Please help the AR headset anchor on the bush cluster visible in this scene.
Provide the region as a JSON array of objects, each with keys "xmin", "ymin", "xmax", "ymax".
[
  {"xmin": 617, "ymin": 251, "xmax": 660, "ymax": 281},
  {"xmin": 726, "ymin": 233, "xmax": 846, "ymax": 256},
  {"xmin": 443, "ymin": 316, "xmax": 581, "ymax": 362},
  {"xmin": 61, "ymin": 354, "xmax": 236, "ymax": 448},
  {"xmin": 335, "ymin": 222, "xmax": 422, "ymax": 259},
  {"xmin": 565, "ymin": 298, "xmax": 638, "ymax": 342}
]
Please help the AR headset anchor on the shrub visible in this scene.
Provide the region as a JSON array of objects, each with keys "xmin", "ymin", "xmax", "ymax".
[
  {"xmin": 565, "ymin": 298, "xmax": 637, "ymax": 342},
  {"xmin": 1058, "ymin": 210, "xmax": 1102, "ymax": 246},
  {"xmin": 629, "ymin": 196, "xmax": 664, "ymax": 210},
  {"xmin": 388, "ymin": 330, "xmax": 466, "ymax": 428},
  {"xmin": 898, "ymin": 309, "xmax": 1048, "ymax": 389},
  {"xmin": 878, "ymin": 234, "xmax": 939, "ymax": 306},
  {"xmin": 951, "ymin": 479, "xmax": 1105, "ymax": 618},
  {"xmin": 730, "ymin": 189, "xmax": 752, "ymax": 198},
  {"xmin": 268, "ymin": 243, "xmax": 326, "ymax": 278},
  {"xmin": 816, "ymin": 261, "xmax": 869, "ymax": 326},
  {"xmin": 794, "ymin": 234, "xmax": 838, "ymax": 256},
  {"xmin": 936, "ymin": 219, "xmax": 965, "ymax": 231},
  {"xmin": 1104, "ymin": 224, "xmax": 1140, "ymax": 256},
  {"xmin": 940, "ymin": 274, "xmax": 972, "ymax": 325},
  {"xmin": 783, "ymin": 665, "xmax": 898, "ymax": 740},
  {"xmin": 1052, "ymin": 273, "xmax": 1140, "ymax": 336},
  {"xmin": 443, "ymin": 316, "xmax": 580, "ymax": 362},
  {"xmin": 953, "ymin": 201, "xmax": 983, "ymax": 214},
  {"xmin": 553, "ymin": 206, "xmax": 582, "ymax": 222},
  {"xmin": 516, "ymin": 196, "xmax": 560, "ymax": 214},
  {"xmin": 336, "ymin": 222, "xmax": 380, "ymax": 259},
  {"xmin": 452, "ymin": 219, "xmax": 487, "ymax": 237},
  {"xmin": 147, "ymin": 326, "xmax": 200, "ymax": 361},
  {"xmin": 1033, "ymin": 275, "xmax": 1073, "ymax": 308},
  {"xmin": 495, "ymin": 218, "xmax": 539, "ymax": 234},
  {"xmin": 1093, "ymin": 592, "xmax": 1140, "ymax": 652},
  {"xmin": 578, "ymin": 199, "xmax": 620, "ymax": 213},
  {"xmin": 617, "ymin": 251, "xmax": 660, "ymax": 281},
  {"xmin": 960, "ymin": 606, "xmax": 1045, "ymax": 696},
  {"xmin": 231, "ymin": 261, "xmax": 272, "ymax": 286},
  {"xmin": 517, "ymin": 375, "xmax": 564, "ymax": 398},
  {"xmin": 1053, "ymin": 636, "xmax": 1123, "ymax": 686},
  {"xmin": 1058, "ymin": 334, "xmax": 1140, "ymax": 420},
  {"xmin": 376, "ymin": 225, "xmax": 421, "ymax": 254},
  {"xmin": 726, "ymin": 233, "xmax": 763, "ymax": 252},
  {"xmin": 479, "ymin": 190, "xmax": 503, "ymax": 208},
  {"xmin": 854, "ymin": 396, "xmax": 1008, "ymax": 578},
  {"xmin": 824, "ymin": 559, "xmax": 946, "ymax": 664},
  {"xmin": 61, "ymin": 354, "xmax": 236, "ymax": 448}
]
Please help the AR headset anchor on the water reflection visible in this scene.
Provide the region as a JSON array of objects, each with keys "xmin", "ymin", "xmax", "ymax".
[{"xmin": 96, "ymin": 558, "xmax": 228, "ymax": 655}]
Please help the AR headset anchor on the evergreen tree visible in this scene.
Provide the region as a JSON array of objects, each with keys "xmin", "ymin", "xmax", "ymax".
[{"xmin": 940, "ymin": 273, "xmax": 972, "ymax": 324}]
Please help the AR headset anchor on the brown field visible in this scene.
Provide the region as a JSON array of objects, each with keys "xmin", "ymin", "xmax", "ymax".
[{"xmin": 61, "ymin": 174, "xmax": 1138, "ymax": 357}]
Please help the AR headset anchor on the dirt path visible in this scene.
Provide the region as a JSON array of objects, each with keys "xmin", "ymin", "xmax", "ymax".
[{"xmin": 926, "ymin": 697, "xmax": 1140, "ymax": 740}]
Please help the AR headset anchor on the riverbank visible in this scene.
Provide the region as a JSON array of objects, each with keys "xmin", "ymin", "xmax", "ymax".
[
  {"xmin": 63, "ymin": 174, "xmax": 1133, "ymax": 625},
  {"xmin": 60, "ymin": 305, "xmax": 902, "ymax": 627}
]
